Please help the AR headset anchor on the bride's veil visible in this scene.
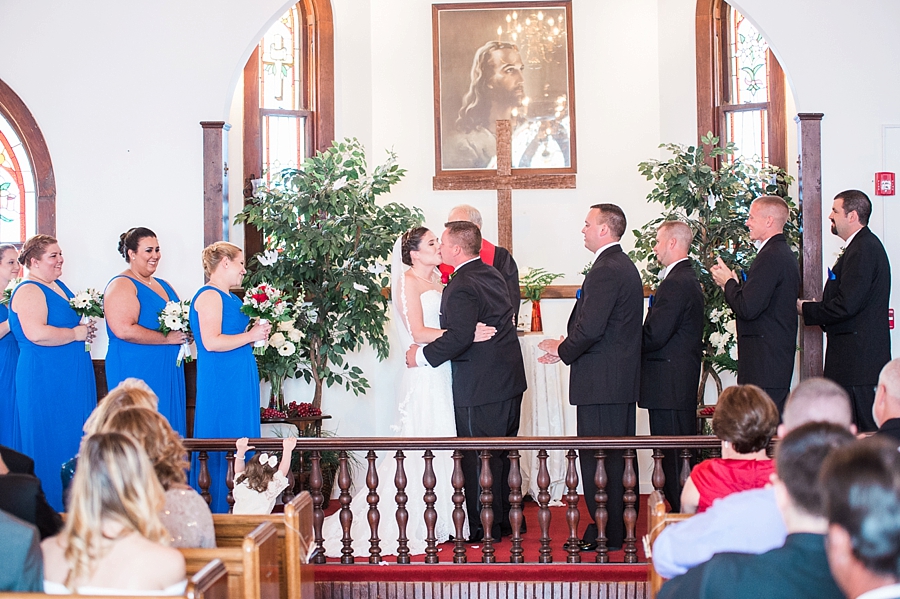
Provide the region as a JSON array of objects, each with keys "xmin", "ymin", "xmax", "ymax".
[{"xmin": 391, "ymin": 236, "xmax": 414, "ymax": 350}]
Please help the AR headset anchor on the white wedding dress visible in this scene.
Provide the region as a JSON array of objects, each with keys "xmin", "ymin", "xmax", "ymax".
[{"xmin": 321, "ymin": 289, "xmax": 467, "ymax": 557}]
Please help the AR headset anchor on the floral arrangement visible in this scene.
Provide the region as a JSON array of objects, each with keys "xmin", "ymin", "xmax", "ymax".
[
  {"xmin": 69, "ymin": 288, "xmax": 104, "ymax": 351},
  {"xmin": 241, "ymin": 283, "xmax": 290, "ymax": 355},
  {"xmin": 0, "ymin": 279, "xmax": 19, "ymax": 306},
  {"xmin": 520, "ymin": 267, "xmax": 564, "ymax": 303},
  {"xmin": 158, "ymin": 300, "xmax": 193, "ymax": 366},
  {"xmin": 255, "ymin": 304, "xmax": 308, "ymax": 411}
]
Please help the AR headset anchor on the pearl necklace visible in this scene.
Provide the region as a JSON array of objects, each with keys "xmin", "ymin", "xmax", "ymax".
[
  {"xmin": 129, "ymin": 270, "xmax": 155, "ymax": 286},
  {"xmin": 411, "ymin": 268, "xmax": 439, "ymax": 285}
]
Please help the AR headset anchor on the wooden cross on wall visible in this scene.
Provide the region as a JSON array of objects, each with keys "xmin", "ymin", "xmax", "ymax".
[{"xmin": 433, "ymin": 120, "xmax": 576, "ymax": 253}]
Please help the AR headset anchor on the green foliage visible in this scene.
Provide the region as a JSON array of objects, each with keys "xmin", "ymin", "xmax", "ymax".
[
  {"xmin": 235, "ymin": 138, "xmax": 423, "ymax": 408},
  {"xmin": 520, "ymin": 267, "xmax": 564, "ymax": 303},
  {"xmin": 629, "ymin": 133, "xmax": 799, "ymax": 381}
]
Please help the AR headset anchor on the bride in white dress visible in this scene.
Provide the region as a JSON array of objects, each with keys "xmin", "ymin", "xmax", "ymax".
[{"xmin": 321, "ymin": 227, "xmax": 494, "ymax": 557}]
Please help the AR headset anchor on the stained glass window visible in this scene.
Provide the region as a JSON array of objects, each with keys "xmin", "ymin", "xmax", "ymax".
[
  {"xmin": 259, "ymin": 5, "xmax": 310, "ymax": 178},
  {"xmin": 722, "ymin": 7, "xmax": 771, "ymax": 166},
  {"xmin": 0, "ymin": 113, "xmax": 36, "ymax": 244}
]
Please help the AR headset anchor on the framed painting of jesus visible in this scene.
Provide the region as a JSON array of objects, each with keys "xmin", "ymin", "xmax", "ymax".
[{"xmin": 432, "ymin": 1, "xmax": 576, "ymax": 176}]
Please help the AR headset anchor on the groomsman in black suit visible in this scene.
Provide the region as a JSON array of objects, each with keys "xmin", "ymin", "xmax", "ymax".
[
  {"xmin": 799, "ymin": 190, "xmax": 891, "ymax": 432},
  {"xmin": 711, "ymin": 195, "xmax": 800, "ymax": 413},
  {"xmin": 639, "ymin": 221, "xmax": 704, "ymax": 511},
  {"xmin": 407, "ymin": 220, "xmax": 527, "ymax": 541},
  {"xmin": 537, "ymin": 204, "xmax": 643, "ymax": 551}
]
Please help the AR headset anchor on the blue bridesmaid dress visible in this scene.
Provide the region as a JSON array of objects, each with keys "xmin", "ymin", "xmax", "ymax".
[
  {"xmin": 0, "ymin": 300, "xmax": 19, "ymax": 447},
  {"xmin": 105, "ymin": 276, "xmax": 186, "ymax": 436},
  {"xmin": 189, "ymin": 286, "xmax": 260, "ymax": 513},
  {"xmin": 9, "ymin": 280, "xmax": 96, "ymax": 511}
]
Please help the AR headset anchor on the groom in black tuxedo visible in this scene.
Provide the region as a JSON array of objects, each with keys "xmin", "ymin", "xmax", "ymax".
[{"xmin": 406, "ymin": 220, "xmax": 527, "ymax": 541}]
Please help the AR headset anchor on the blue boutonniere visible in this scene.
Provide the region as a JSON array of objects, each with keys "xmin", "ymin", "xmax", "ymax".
[{"xmin": 648, "ymin": 294, "xmax": 655, "ymax": 308}]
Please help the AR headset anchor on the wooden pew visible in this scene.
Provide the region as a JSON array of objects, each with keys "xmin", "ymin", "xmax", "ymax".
[
  {"xmin": 0, "ymin": 558, "xmax": 228, "ymax": 599},
  {"xmin": 646, "ymin": 490, "xmax": 692, "ymax": 599},
  {"xmin": 181, "ymin": 522, "xmax": 280, "ymax": 599},
  {"xmin": 211, "ymin": 493, "xmax": 314, "ymax": 599}
]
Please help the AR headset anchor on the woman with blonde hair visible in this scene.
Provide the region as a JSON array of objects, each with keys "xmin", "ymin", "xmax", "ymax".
[
  {"xmin": 41, "ymin": 432, "xmax": 185, "ymax": 594},
  {"xmin": 190, "ymin": 242, "xmax": 270, "ymax": 513},
  {"xmin": 102, "ymin": 407, "xmax": 214, "ymax": 548}
]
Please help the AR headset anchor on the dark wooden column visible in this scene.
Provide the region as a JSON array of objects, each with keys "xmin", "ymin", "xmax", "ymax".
[
  {"xmin": 201, "ymin": 121, "xmax": 231, "ymax": 247},
  {"xmin": 796, "ymin": 113, "xmax": 825, "ymax": 379}
]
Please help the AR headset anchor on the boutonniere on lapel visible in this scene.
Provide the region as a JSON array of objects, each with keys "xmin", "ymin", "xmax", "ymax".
[{"xmin": 833, "ymin": 247, "xmax": 845, "ymax": 265}]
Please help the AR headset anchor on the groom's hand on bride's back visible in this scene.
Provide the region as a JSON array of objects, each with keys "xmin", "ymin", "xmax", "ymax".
[{"xmin": 473, "ymin": 322, "xmax": 497, "ymax": 342}]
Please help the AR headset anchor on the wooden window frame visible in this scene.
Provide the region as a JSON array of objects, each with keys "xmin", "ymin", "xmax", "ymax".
[
  {"xmin": 242, "ymin": 0, "xmax": 335, "ymax": 259},
  {"xmin": 0, "ymin": 78, "xmax": 56, "ymax": 240},
  {"xmin": 696, "ymin": 0, "xmax": 786, "ymax": 170}
]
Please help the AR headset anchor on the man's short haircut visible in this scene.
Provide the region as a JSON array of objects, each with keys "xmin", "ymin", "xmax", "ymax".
[
  {"xmin": 822, "ymin": 436, "xmax": 900, "ymax": 579},
  {"xmin": 835, "ymin": 189, "xmax": 872, "ymax": 226},
  {"xmin": 752, "ymin": 195, "xmax": 790, "ymax": 227},
  {"xmin": 590, "ymin": 203, "xmax": 627, "ymax": 240},
  {"xmin": 878, "ymin": 359, "xmax": 900, "ymax": 406},
  {"xmin": 449, "ymin": 204, "xmax": 483, "ymax": 228},
  {"xmin": 444, "ymin": 220, "xmax": 482, "ymax": 257},
  {"xmin": 782, "ymin": 378, "xmax": 853, "ymax": 432},
  {"xmin": 775, "ymin": 422, "xmax": 854, "ymax": 517},
  {"xmin": 658, "ymin": 220, "xmax": 693, "ymax": 250}
]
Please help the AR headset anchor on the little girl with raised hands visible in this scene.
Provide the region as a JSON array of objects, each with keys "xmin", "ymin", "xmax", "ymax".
[{"xmin": 232, "ymin": 436, "xmax": 297, "ymax": 515}]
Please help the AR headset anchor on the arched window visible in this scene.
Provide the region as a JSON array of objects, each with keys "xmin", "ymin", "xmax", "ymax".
[
  {"xmin": 0, "ymin": 79, "xmax": 55, "ymax": 243},
  {"xmin": 696, "ymin": 0, "xmax": 786, "ymax": 169},
  {"xmin": 242, "ymin": 0, "xmax": 334, "ymax": 257}
]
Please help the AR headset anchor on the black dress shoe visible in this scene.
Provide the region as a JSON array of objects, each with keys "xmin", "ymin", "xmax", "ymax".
[{"xmin": 562, "ymin": 539, "xmax": 597, "ymax": 551}]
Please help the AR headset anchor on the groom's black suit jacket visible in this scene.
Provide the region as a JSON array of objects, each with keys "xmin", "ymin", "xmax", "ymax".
[{"xmin": 422, "ymin": 258, "xmax": 526, "ymax": 407}]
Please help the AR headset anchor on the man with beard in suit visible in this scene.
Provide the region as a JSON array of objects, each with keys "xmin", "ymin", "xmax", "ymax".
[
  {"xmin": 711, "ymin": 195, "xmax": 800, "ymax": 413},
  {"xmin": 639, "ymin": 221, "xmax": 704, "ymax": 511},
  {"xmin": 537, "ymin": 203, "xmax": 643, "ymax": 552},
  {"xmin": 407, "ymin": 220, "xmax": 527, "ymax": 541},
  {"xmin": 799, "ymin": 190, "xmax": 891, "ymax": 432}
]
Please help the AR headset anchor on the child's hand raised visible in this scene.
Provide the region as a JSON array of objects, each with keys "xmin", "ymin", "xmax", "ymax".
[
  {"xmin": 236, "ymin": 437, "xmax": 255, "ymax": 456},
  {"xmin": 282, "ymin": 437, "xmax": 298, "ymax": 453}
]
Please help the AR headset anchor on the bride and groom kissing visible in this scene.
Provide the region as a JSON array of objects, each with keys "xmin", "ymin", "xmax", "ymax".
[{"xmin": 320, "ymin": 220, "xmax": 526, "ymax": 557}]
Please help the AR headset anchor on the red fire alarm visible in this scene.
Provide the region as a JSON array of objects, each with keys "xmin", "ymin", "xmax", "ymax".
[
  {"xmin": 890, "ymin": 308, "xmax": 895, "ymax": 330},
  {"xmin": 876, "ymin": 172, "xmax": 895, "ymax": 196}
]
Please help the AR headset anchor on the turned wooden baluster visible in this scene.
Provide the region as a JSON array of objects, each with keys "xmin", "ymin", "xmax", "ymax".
[
  {"xmin": 365, "ymin": 450, "xmax": 381, "ymax": 564},
  {"xmin": 282, "ymin": 468, "xmax": 296, "ymax": 505},
  {"xmin": 536, "ymin": 449, "xmax": 552, "ymax": 564},
  {"xmin": 394, "ymin": 450, "xmax": 410, "ymax": 564},
  {"xmin": 479, "ymin": 450, "xmax": 496, "ymax": 563},
  {"xmin": 594, "ymin": 450, "xmax": 609, "ymax": 563},
  {"xmin": 651, "ymin": 448, "xmax": 665, "ymax": 493},
  {"xmin": 197, "ymin": 451, "xmax": 211, "ymax": 505},
  {"xmin": 508, "ymin": 449, "xmax": 524, "ymax": 564},
  {"xmin": 422, "ymin": 450, "xmax": 439, "ymax": 564},
  {"xmin": 337, "ymin": 450, "xmax": 354, "ymax": 564},
  {"xmin": 623, "ymin": 448, "xmax": 638, "ymax": 563},
  {"xmin": 309, "ymin": 451, "xmax": 326, "ymax": 564},
  {"xmin": 225, "ymin": 451, "xmax": 235, "ymax": 513},
  {"xmin": 680, "ymin": 449, "xmax": 693, "ymax": 488},
  {"xmin": 451, "ymin": 450, "xmax": 467, "ymax": 564},
  {"xmin": 564, "ymin": 449, "xmax": 581, "ymax": 564}
]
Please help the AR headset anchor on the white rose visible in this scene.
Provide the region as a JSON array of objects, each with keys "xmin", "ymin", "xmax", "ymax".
[
  {"xmin": 353, "ymin": 283, "xmax": 368, "ymax": 293},
  {"xmin": 729, "ymin": 344, "xmax": 739, "ymax": 361},
  {"xmin": 268, "ymin": 332, "xmax": 286, "ymax": 348},
  {"xmin": 277, "ymin": 321, "xmax": 293, "ymax": 332},
  {"xmin": 164, "ymin": 315, "xmax": 182, "ymax": 330},
  {"xmin": 288, "ymin": 329, "xmax": 303, "ymax": 343},
  {"xmin": 278, "ymin": 341, "xmax": 296, "ymax": 357},
  {"xmin": 725, "ymin": 319, "xmax": 737, "ymax": 336},
  {"xmin": 709, "ymin": 332, "xmax": 723, "ymax": 351}
]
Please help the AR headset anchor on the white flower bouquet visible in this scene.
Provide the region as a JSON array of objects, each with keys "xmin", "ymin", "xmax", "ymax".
[
  {"xmin": 158, "ymin": 299, "xmax": 193, "ymax": 366},
  {"xmin": 0, "ymin": 279, "xmax": 20, "ymax": 306},
  {"xmin": 241, "ymin": 283, "xmax": 291, "ymax": 355},
  {"xmin": 69, "ymin": 288, "xmax": 103, "ymax": 351}
]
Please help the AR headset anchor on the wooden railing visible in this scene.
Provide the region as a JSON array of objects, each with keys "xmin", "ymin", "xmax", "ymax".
[{"xmin": 183, "ymin": 436, "xmax": 726, "ymax": 565}]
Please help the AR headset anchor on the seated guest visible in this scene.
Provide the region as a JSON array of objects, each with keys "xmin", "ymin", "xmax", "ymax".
[
  {"xmin": 872, "ymin": 358, "xmax": 900, "ymax": 443},
  {"xmin": 680, "ymin": 385, "xmax": 779, "ymax": 513},
  {"xmin": 0, "ymin": 444, "xmax": 63, "ymax": 539},
  {"xmin": 0, "ymin": 509, "xmax": 42, "ymax": 592},
  {"xmin": 42, "ymin": 432, "xmax": 185, "ymax": 594},
  {"xmin": 61, "ymin": 377, "xmax": 159, "ymax": 504},
  {"xmin": 659, "ymin": 422, "xmax": 854, "ymax": 599},
  {"xmin": 101, "ymin": 407, "xmax": 215, "ymax": 548},
  {"xmin": 653, "ymin": 378, "xmax": 855, "ymax": 578},
  {"xmin": 822, "ymin": 436, "xmax": 900, "ymax": 599}
]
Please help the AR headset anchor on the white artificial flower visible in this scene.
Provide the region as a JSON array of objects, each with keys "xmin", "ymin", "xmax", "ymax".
[
  {"xmin": 164, "ymin": 315, "xmax": 183, "ymax": 330},
  {"xmin": 353, "ymin": 283, "xmax": 367, "ymax": 293},
  {"xmin": 268, "ymin": 332, "xmax": 286, "ymax": 348},
  {"xmin": 332, "ymin": 176, "xmax": 348, "ymax": 191},
  {"xmin": 277, "ymin": 341, "xmax": 296, "ymax": 357},
  {"xmin": 288, "ymin": 329, "xmax": 303, "ymax": 343},
  {"xmin": 709, "ymin": 332, "xmax": 724, "ymax": 351},
  {"xmin": 368, "ymin": 262, "xmax": 385, "ymax": 274},
  {"xmin": 258, "ymin": 250, "xmax": 278, "ymax": 267},
  {"xmin": 277, "ymin": 321, "xmax": 293, "ymax": 332},
  {"xmin": 725, "ymin": 319, "xmax": 737, "ymax": 336},
  {"xmin": 273, "ymin": 302, "xmax": 287, "ymax": 317}
]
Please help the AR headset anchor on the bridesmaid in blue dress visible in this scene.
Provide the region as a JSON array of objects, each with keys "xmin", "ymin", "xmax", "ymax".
[
  {"xmin": 104, "ymin": 227, "xmax": 189, "ymax": 436},
  {"xmin": 189, "ymin": 242, "xmax": 270, "ymax": 513},
  {"xmin": 0, "ymin": 244, "xmax": 22, "ymax": 447},
  {"xmin": 9, "ymin": 235, "xmax": 96, "ymax": 511}
]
